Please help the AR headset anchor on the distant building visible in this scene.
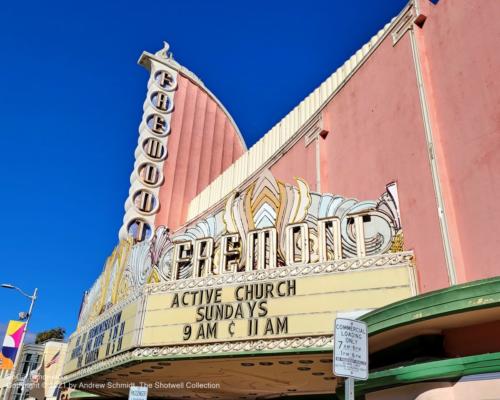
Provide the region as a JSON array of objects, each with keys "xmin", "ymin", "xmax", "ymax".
[
  {"xmin": 27, "ymin": 340, "xmax": 67, "ymax": 400},
  {"xmin": 0, "ymin": 363, "xmax": 13, "ymax": 398},
  {"xmin": 1, "ymin": 343, "xmax": 43, "ymax": 400},
  {"xmin": 61, "ymin": 0, "xmax": 500, "ymax": 399},
  {"xmin": 1, "ymin": 340, "xmax": 67, "ymax": 400}
]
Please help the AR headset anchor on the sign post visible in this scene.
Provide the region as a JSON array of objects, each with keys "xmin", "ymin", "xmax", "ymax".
[
  {"xmin": 333, "ymin": 318, "xmax": 369, "ymax": 400},
  {"xmin": 129, "ymin": 386, "xmax": 148, "ymax": 400},
  {"xmin": 345, "ymin": 377, "xmax": 355, "ymax": 400}
]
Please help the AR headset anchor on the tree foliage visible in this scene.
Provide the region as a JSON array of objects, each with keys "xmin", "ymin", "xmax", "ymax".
[{"xmin": 35, "ymin": 327, "xmax": 65, "ymax": 344}]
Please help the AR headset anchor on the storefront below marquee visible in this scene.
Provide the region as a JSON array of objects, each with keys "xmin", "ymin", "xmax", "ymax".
[
  {"xmin": 60, "ymin": 0, "xmax": 500, "ymax": 398},
  {"xmin": 338, "ymin": 277, "xmax": 500, "ymax": 400}
]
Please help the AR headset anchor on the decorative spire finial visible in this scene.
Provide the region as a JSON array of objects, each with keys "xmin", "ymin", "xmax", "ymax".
[{"xmin": 156, "ymin": 41, "xmax": 172, "ymax": 59}]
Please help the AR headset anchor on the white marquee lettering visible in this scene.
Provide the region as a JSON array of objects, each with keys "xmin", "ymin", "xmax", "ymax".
[
  {"xmin": 192, "ymin": 238, "xmax": 214, "ymax": 278},
  {"xmin": 245, "ymin": 228, "xmax": 277, "ymax": 271},
  {"xmin": 318, "ymin": 217, "xmax": 342, "ymax": 262},
  {"xmin": 167, "ymin": 212, "xmax": 381, "ymax": 280},
  {"xmin": 285, "ymin": 223, "xmax": 310, "ymax": 266},
  {"xmin": 220, "ymin": 234, "xmax": 240, "ymax": 274},
  {"xmin": 172, "ymin": 241, "xmax": 192, "ymax": 280}
]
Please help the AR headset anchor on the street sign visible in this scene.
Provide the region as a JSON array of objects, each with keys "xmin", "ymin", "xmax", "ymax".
[
  {"xmin": 129, "ymin": 386, "xmax": 148, "ymax": 400},
  {"xmin": 333, "ymin": 318, "xmax": 369, "ymax": 380}
]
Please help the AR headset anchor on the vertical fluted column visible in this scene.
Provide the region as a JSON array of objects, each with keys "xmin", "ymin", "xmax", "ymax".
[{"xmin": 119, "ymin": 43, "xmax": 178, "ymax": 241}]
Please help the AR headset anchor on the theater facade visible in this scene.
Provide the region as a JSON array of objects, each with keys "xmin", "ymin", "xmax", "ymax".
[{"xmin": 62, "ymin": 0, "xmax": 500, "ymax": 399}]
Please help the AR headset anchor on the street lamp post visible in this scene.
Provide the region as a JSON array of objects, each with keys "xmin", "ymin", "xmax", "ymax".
[{"xmin": 1, "ymin": 284, "xmax": 38, "ymax": 400}]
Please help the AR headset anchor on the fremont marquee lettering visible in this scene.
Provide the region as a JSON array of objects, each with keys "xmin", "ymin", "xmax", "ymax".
[
  {"xmin": 171, "ymin": 280, "xmax": 296, "ymax": 341},
  {"xmin": 170, "ymin": 215, "xmax": 369, "ymax": 280}
]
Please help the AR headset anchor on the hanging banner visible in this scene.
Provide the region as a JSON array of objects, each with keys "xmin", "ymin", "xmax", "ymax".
[{"xmin": 0, "ymin": 320, "xmax": 26, "ymax": 370}]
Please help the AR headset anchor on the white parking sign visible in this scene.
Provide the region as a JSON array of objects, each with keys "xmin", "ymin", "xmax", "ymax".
[
  {"xmin": 333, "ymin": 318, "xmax": 369, "ymax": 380},
  {"xmin": 129, "ymin": 386, "xmax": 148, "ymax": 400}
]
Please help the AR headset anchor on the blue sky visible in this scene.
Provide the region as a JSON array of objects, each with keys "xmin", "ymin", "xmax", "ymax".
[{"xmin": 0, "ymin": 0, "xmax": 407, "ymax": 338}]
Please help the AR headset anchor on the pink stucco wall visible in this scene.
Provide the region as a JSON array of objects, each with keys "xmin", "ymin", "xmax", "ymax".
[
  {"xmin": 266, "ymin": 0, "xmax": 500, "ymax": 292},
  {"xmin": 317, "ymin": 27, "xmax": 449, "ymax": 292},
  {"xmin": 415, "ymin": 0, "xmax": 500, "ymax": 283},
  {"xmin": 270, "ymin": 138, "xmax": 317, "ymax": 190},
  {"xmin": 174, "ymin": 0, "xmax": 500, "ymax": 293},
  {"xmin": 155, "ymin": 74, "xmax": 245, "ymax": 231}
]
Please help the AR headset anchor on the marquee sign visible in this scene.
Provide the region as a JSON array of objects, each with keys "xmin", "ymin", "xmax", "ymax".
[
  {"xmin": 64, "ymin": 300, "xmax": 140, "ymax": 374},
  {"xmin": 142, "ymin": 169, "xmax": 402, "ymax": 282},
  {"xmin": 141, "ymin": 265, "xmax": 413, "ymax": 347},
  {"xmin": 63, "ymin": 171, "xmax": 414, "ymax": 377}
]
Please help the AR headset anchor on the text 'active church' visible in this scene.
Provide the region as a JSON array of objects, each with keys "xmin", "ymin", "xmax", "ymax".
[{"xmin": 61, "ymin": 1, "xmax": 500, "ymax": 399}]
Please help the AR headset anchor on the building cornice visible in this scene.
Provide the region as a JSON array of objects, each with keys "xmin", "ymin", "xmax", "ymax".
[
  {"xmin": 361, "ymin": 276, "xmax": 500, "ymax": 336},
  {"xmin": 186, "ymin": 3, "xmax": 423, "ymax": 221}
]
